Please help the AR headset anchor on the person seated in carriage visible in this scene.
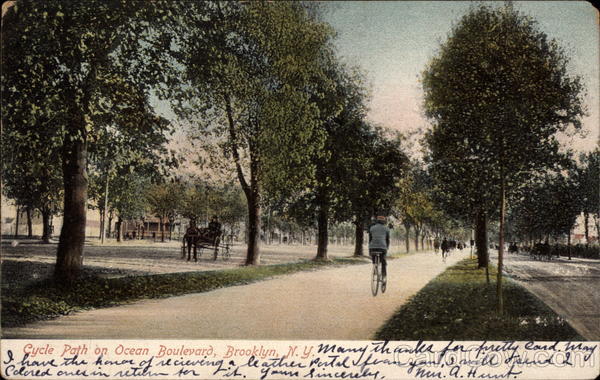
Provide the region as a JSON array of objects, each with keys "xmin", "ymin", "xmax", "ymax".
[
  {"xmin": 206, "ymin": 215, "xmax": 222, "ymax": 242},
  {"xmin": 184, "ymin": 219, "xmax": 200, "ymax": 261}
]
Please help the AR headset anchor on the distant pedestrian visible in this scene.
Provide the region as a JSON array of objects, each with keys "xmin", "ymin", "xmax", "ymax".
[
  {"xmin": 434, "ymin": 238, "xmax": 440, "ymax": 253},
  {"xmin": 441, "ymin": 238, "xmax": 450, "ymax": 262},
  {"xmin": 184, "ymin": 219, "xmax": 200, "ymax": 261}
]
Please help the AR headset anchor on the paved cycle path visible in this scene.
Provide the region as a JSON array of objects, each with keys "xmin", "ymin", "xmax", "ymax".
[{"xmin": 3, "ymin": 250, "xmax": 468, "ymax": 340}]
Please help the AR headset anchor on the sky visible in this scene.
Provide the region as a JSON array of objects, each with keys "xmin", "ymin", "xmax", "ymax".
[{"xmin": 321, "ymin": 1, "xmax": 599, "ymax": 153}]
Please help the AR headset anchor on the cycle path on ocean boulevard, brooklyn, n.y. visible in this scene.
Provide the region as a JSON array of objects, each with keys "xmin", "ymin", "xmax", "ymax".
[{"xmin": 3, "ymin": 250, "xmax": 468, "ymax": 340}]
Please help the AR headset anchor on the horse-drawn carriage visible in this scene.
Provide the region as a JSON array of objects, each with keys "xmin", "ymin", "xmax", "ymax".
[{"xmin": 181, "ymin": 219, "xmax": 231, "ymax": 261}]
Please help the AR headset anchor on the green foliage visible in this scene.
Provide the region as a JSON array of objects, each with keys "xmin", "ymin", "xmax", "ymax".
[
  {"xmin": 338, "ymin": 126, "xmax": 408, "ymax": 224},
  {"xmin": 375, "ymin": 259, "xmax": 581, "ymax": 340},
  {"xmin": 2, "ymin": 0, "xmax": 173, "ymax": 150},
  {"xmin": 509, "ymin": 171, "xmax": 580, "ymax": 240},
  {"xmin": 163, "ymin": 1, "xmax": 342, "ymax": 262},
  {"xmin": 1, "ymin": 258, "xmax": 364, "ymax": 328},
  {"xmin": 575, "ymin": 148, "xmax": 600, "ymax": 234},
  {"xmin": 1, "ymin": 131, "xmax": 63, "ymax": 218},
  {"xmin": 2, "ymin": 0, "xmax": 176, "ymax": 276},
  {"xmin": 423, "ymin": 4, "xmax": 586, "ymax": 220},
  {"xmin": 111, "ymin": 172, "xmax": 153, "ymax": 221},
  {"xmin": 145, "ymin": 181, "xmax": 185, "ymax": 222},
  {"xmin": 169, "ymin": 1, "xmax": 334, "ymax": 195},
  {"xmin": 180, "ymin": 181, "xmax": 247, "ymax": 231},
  {"xmin": 395, "ymin": 163, "xmax": 434, "ymax": 228},
  {"xmin": 283, "ymin": 59, "xmax": 407, "ymax": 234}
]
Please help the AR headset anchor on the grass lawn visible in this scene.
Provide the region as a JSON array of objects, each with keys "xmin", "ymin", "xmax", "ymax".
[
  {"xmin": 2, "ymin": 257, "xmax": 367, "ymax": 328},
  {"xmin": 375, "ymin": 258, "xmax": 583, "ymax": 341}
]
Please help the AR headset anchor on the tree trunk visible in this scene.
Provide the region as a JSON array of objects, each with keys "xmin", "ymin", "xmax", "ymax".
[
  {"xmin": 223, "ymin": 92, "xmax": 262, "ymax": 265},
  {"xmin": 55, "ymin": 138, "xmax": 88, "ymax": 284},
  {"xmin": 414, "ymin": 228, "xmax": 420, "ymax": 251},
  {"xmin": 583, "ymin": 211, "xmax": 590, "ymax": 245},
  {"xmin": 160, "ymin": 216, "xmax": 165, "ymax": 242},
  {"xmin": 107, "ymin": 211, "xmax": 113, "ymax": 238},
  {"xmin": 316, "ymin": 199, "xmax": 329, "ymax": 260},
  {"xmin": 403, "ymin": 222, "xmax": 411, "ymax": 253},
  {"xmin": 246, "ymin": 192, "xmax": 261, "ymax": 265},
  {"xmin": 567, "ymin": 229, "xmax": 572, "ymax": 260},
  {"xmin": 14, "ymin": 206, "xmax": 20, "ymax": 239},
  {"xmin": 101, "ymin": 167, "xmax": 110, "ymax": 243},
  {"xmin": 26, "ymin": 207, "xmax": 33, "ymax": 238},
  {"xmin": 475, "ymin": 209, "xmax": 488, "ymax": 269},
  {"xmin": 98, "ymin": 208, "xmax": 105, "ymax": 240},
  {"xmin": 41, "ymin": 210, "xmax": 52, "ymax": 243},
  {"xmin": 116, "ymin": 216, "xmax": 123, "ymax": 242},
  {"xmin": 497, "ymin": 178, "xmax": 506, "ymax": 314},
  {"xmin": 354, "ymin": 219, "xmax": 364, "ymax": 256},
  {"xmin": 594, "ymin": 214, "xmax": 600, "ymax": 245},
  {"xmin": 266, "ymin": 208, "xmax": 272, "ymax": 245}
]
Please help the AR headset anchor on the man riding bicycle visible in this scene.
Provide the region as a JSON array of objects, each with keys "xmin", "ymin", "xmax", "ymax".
[{"xmin": 369, "ymin": 214, "xmax": 390, "ymax": 277}]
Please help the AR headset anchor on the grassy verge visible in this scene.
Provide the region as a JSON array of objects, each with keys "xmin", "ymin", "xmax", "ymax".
[
  {"xmin": 375, "ymin": 258, "xmax": 583, "ymax": 340},
  {"xmin": 2, "ymin": 257, "xmax": 366, "ymax": 328}
]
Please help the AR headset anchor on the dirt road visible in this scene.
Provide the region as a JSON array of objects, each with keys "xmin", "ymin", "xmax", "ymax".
[
  {"xmin": 498, "ymin": 252, "xmax": 600, "ymax": 340},
  {"xmin": 3, "ymin": 250, "xmax": 467, "ymax": 340}
]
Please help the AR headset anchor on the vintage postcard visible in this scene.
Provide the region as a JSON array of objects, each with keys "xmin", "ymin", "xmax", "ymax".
[{"xmin": 1, "ymin": 1, "xmax": 598, "ymax": 379}]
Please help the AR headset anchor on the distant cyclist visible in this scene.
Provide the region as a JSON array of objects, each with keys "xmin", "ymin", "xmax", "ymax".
[{"xmin": 369, "ymin": 214, "xmax": 390, "ymax": 277}]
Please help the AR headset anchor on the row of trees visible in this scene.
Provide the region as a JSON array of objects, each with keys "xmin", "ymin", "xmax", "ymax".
[
  {"xmin": 421, "ymin": 4, "xmax": 588, "ymax": 313},
  {"xmin": 508, "ymin": 149, "xmax": 600, "ymax": 246},
  {"xmin": 5, "ymin": 2, "xmax": 590, "ymax": 295},
  {"xmin": 2, "ymin": 1, "xmax": 423, "ymax": 286}
]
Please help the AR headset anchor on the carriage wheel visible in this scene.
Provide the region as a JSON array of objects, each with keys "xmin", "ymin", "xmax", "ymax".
[{"xmin": 222, "ymin": 245, "xmax": 231, "ymax": 261}]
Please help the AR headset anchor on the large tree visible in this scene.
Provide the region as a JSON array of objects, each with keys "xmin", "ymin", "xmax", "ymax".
[
  {"xmin": 422, "ymin": 4, "xmax": 585, "ymax": 313},
  {"xmin": 509, "ymin": 171, "xmax": 579, "ymax": 247},
  {"xmin": 575, "ymin": 148, "xmax": 600, "ymax": 243},
  {"xmin": 170, "ymin": 2, "xmax": 334, "ymax": 265},
  {"xmin": 146, "ymin": 182, "xmax": 185, "ymax": 242},
  {"xmin": 394, "ymin": 162, "xmax": 437, "ymax": 253},
  {"xmin": 2, "ymin": 129, "xmax": 63, "ymax": 243},
  {"xmin": 2, "ymin": 1, "xmax": 173, "ymax": 283},
  {"xmin": 297, "ymin": 61, "xmax": 371, "ymax": 260},
  {"xmin": 345, "ymin": 129, "xmax": 408, "ymax": 256},
  {"xmin": 110, "ymin": 172, "xmax": 153, "ymax": 242}
]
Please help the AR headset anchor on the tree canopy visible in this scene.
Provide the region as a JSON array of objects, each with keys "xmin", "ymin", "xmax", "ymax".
[
  {"xmin": 2, "ymin": 0, "xmax": 175, "ymax": 283},
  {"xmin": 422, "ymin": 4, "xmax": 586, "ymax": 313}
]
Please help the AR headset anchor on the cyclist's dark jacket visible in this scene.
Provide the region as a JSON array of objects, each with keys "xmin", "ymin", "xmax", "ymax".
[{"xmin": 368, "ymin": 221, "xmax": 390, "ymax": 251}]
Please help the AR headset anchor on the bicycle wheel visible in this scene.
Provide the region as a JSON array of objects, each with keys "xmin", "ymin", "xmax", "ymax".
[
  {"xmin": 380, "ymin": 255, "xmax": 387, "ymax": 294},
  {"xmin": 371, "ymin": 256, "xmax": 379, "ymax": 296}
]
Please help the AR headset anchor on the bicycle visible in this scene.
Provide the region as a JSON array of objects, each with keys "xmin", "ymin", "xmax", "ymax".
[{"xmin": 371, "ymin": 251, "xmax": 387, "ymax": 296}]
